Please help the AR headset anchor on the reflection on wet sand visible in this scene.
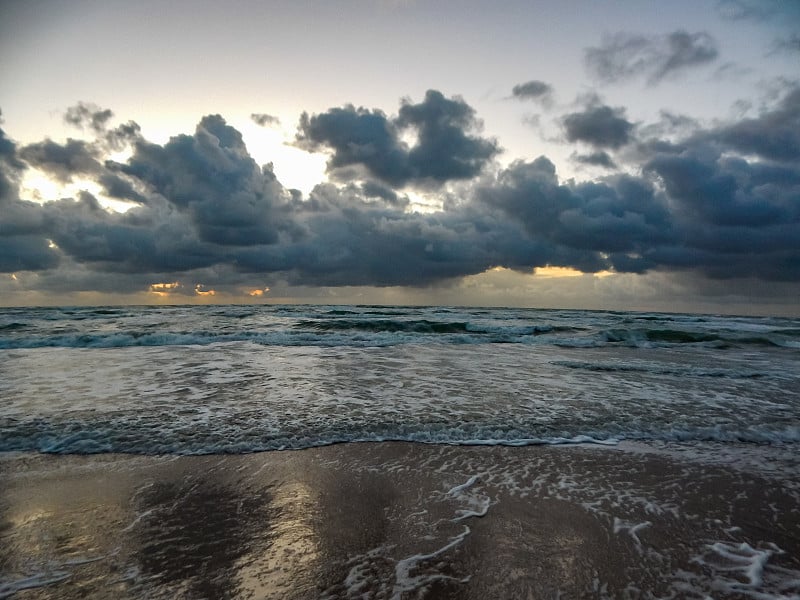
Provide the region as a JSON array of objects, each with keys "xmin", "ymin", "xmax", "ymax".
[
  {"xmin": 1, "ymin": 443, "xmax": 799, "ymax": 599},
  {"xmin": 0, "ymin": 455, "xmax": 148, "ymax": 599},
  {"xmin": 131, "ymin": 466, "xmax": 270, "ymax": 598},
  {"xmin": 235, "ymin": 480, "xmax": 319, "ymax": 598}
]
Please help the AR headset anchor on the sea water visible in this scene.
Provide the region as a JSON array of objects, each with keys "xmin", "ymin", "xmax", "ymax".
[
  {"xmin": 1, "ymin": 304, "xmax": 798, "ymax": 454},
  {"xmin": 2, "ymin": 304, "xmax": 800, "ymax": 598}
]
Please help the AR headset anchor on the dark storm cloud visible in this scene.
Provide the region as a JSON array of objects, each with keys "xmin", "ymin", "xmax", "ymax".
[
  {"xmin": 0, "ymin": 234, "xmax": 59, "ymax": 272},
  {"xmin": 12, "ymin": 115, "xmax": 143, "ymax": 208},
  {"xmin": 0, "ymin": 121, "xmax": 25, "ymax": 203},
  {"xmin": 396, "ymin": 90, "xmax": 499, "ymax": 182},
  {"xmin": 97, "ymin": 172, "xmax": 147, "ymax": 204},
  {"xmin": 18, "ymin": 127, "xmax": 142, "ymax": 191},
  {"xmin": 233, "ymin": 183, "xmax": 530, "ymax": 286},
  {"xmin": 40, "ymin": 192, "xmax": 219, "ymax": 273},
  {"xmin": 638, "ymin": 110, "xmax": 701, "ymax": 139},
  {"xmin": 104, "ymin": 120, "xmax": 143, "ymax": 151},
  {"xmin": 562, "ymin": 102, "xmax": 634, "ymax": 149},
  {"xmin": 645, "ymin": 152, "xmax": 798, "ymax": 228},
  {"xmin": 706, "ymin": 85, "xmax": 800, "ymax": 161},
  {"xmin": 63, "ymin": 102, "xmax": 142, "ymax": 152},
  {"xmin": 251, "ymin": 113, "xmax": 281, "ymax": 127},
  {"xmin": 510, "ymin": 80, "xmax": 553, "ymax": 104},
  {"xmin": 118, "ymin": 114, "xmax": 298, "ymax": 246},
  {"xmin": 19, "ymin": 138, "xmax": 103, "ymax": 182},
  {"xmin": 64, "ymin": 102, "xmax": 114, "ymax": 133},
  {"xmin": 296, "ymin": 90, "xmax": 499, "ymax": 187},
  {"xmin": 2, "ymin": 86, "xmax": 800, "ymax": 294},
  {"xmin": 475, "ymin": 157, "xmax": 671, "ymax": 273},
  {"xmin": 573, "ymin": 151, "xmax": 617, "ymax": 169},
  {"xmin": 636, "ymin": 89, "xmax": 800, "ymax": 279},
  {"xmin": 0, "ymin": 123, "xmax": 60, "ymax": 272},
  {"xmin": 0, "ymin": 118, "xmax": 19, "ymax": 164},
  {"xmin": 585, "ymin": 30, "xmax": 719, "ymax": 85},
  {"xmin": 296, "ymin": 105, "xmax": 410, "ymax": 185},
  {"xmin": 359, "ymin": 180, "xmax": 408, "ymax": 207}
]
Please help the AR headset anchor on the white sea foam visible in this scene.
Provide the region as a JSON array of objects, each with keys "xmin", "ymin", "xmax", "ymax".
[
  {"xmin": 612, "ymin": 518, "xmax": 652, "ymax": 553},
  {"xmin": 391, "ymin": 526, "xmax": 472, "ymax": 599},
  {"xmin": 0, "ymin": 571, "xmax": 72, "ymax": 599},
  {"xmin": 446, "ymin": 474, "xmax": 493, "ymax": 520},
  {"xmin": 675, "ymin": 541, "xmax": 800, "ymax": 599},
  {"xmin": 1, "ymin": 305, "xmax": 799, "ymax": 455}
]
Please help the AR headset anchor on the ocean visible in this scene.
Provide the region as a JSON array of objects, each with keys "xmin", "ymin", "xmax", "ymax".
[
  {"xmin": 1, "ymin": 304, "xmax": 799, "ymax": 598},
  {"xmin": 1, "ymin": 304, "xmax": 799, "ymax": 453}
]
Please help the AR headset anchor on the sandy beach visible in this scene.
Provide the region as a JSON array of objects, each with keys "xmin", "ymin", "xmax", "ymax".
[{"xmin": 1, "ymin": 442, "xmax": 798, "ymax": 599}]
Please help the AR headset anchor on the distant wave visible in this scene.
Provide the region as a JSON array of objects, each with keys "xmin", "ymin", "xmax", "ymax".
[
  {"xmin": 551, "ymin": 360, "xmax": 767, "ymax": 379},
  {"xmin": 549, "ymin": 328, "xmax": 799, "ymax": 349},
  {"xmin": 1, "ymin": 323, "xmax": 797, "ymax": 349},
  {"xmin": 296, "ymin": 318, "xmax": 474, "ymax": 334}
]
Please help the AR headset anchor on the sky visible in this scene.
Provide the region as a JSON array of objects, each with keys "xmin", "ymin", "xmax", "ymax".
[{"xmin": 1, "ymin": 0, "xmax": 799, "ymax": 314}]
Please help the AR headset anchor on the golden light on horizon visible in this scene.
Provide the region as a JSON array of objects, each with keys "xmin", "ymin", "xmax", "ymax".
[
  {"xmin": 248, "ymin": 287, "xmax": 270, "ymax": 297},
  {"xmin": 534, "ymin": 266, "xmax": 584, "ymax": 278},
  {"xmin": 195, "ymin": 284, "xmax": 216, "ymax": 297},
  {"xmin": 149, "ymin": 281, "xmax": 180, "ymax": 296},
  {"xmin": 533, "ymin": 266, "xmax": 616, "ymax": 279}
]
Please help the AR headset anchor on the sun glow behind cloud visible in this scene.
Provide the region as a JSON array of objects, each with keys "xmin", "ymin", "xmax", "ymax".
[
  {"xmin": 149, "ymin": 282, "xmax": 180, "ymax": 297},
  {"xmin": 533, "ymin": 266, "xmax": 614, "ymax": 278},
  {"xmin": 20, "ymin": 170, "xmax": 136, "ymax": 213},
  {"xmin": 237, "ymin": 120, "xmax": 327, "ymax": 195},
  {"xmin": 534, "ymin": 266, "xmax": 584, "ymax": 278},
  {"xmin": 194, "ymin": 285, "xmax": 216, "ymax": 297},
  {"xmin": 16, "ymin": 120, "xmax": 326, "ymax": 211}
]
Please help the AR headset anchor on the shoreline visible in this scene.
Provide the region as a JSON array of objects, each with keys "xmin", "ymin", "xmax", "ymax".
[{"xmin": 2, "ymin": 441, "xmax": 799, "ymax": 599}]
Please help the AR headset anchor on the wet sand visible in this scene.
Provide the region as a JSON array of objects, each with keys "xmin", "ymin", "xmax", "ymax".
[{"xmin": 1, "ymin": 442, "xmax": 799, "ymax": 599}]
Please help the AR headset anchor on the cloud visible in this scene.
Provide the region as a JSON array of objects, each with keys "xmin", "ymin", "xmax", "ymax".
[
  {"xmin": 715, "ymin": 0, "xmax": 800, "ymax": 21},
  {"xmin": 17, "ymin": 103, "xmax": 142, "ymax": 191},
  {"xmin": 251, "ymin": 113, "xmax": 281, "ymax": 127},
  {"xmin": 638, "ymin": 89, "xmax": 800, "ymax": 279},
  {"xmin": 296, "ymin": 90, "xmax": 499, "ymax": 187},
  {"xmin": 703, "ymin": 85, "xmax": 800, "ymax": 162},
  {"xmin": 19, "ymin": 138, "xmax": 103, "ymax": 183},
  {"xmin": 510, "ymin": 80, "xmax": 553, "ymax": 105},
  {"xmin": 64, "ymin": 102, "xmax": 114, "ymax": 133},
  {"xmin": 573, "ymin": 151, "xmax": 617, "ymax": 169},
  {"xmin": 104, "ymin": 120, "xmax": 142, "ymax": 152},
  {"xmin": 0, "ymin": 122, "xmax": 26, "ymax": 203},
  {"xmin": 118, "ymin": 114, "xmax": 298, "ymax": 246},
  {"xmin": 296, "ymin": 105, "xmax": 409, "ymax": 185},
  {"xmin": 396, "ymin": 90, "xmax": 500, "ymax": 182},
  {"xmin": 585, "ymin": 30, "xmax": 719, "ymax": 85},
  {"xmin": 770, "ymin": 34, "xmax": 800, "ymax": 56},
  {"xmin": 475, "ymin": 157, "xmax": 671, "ymax": 273},
  {"xmin": 0, "ymin": 124, "xmax": 60, "ymax": 272},
  {"xmin": 97, "ymin": 172, "xmax": 147, "ymax": 204},
  {"xmin": 2, "ymin": 87, "xmax": 799, "ymax": 302},
  {"xmin": 0, "ymin": 233, "xmax": 60, "ymax": 272},
  {"xmin": 63, "ymin": 102, "xmax": 142, "ymax": 152},
  {"xmin": 562, "ymin": 100, "xmax": 634, "ymax": 149}
]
